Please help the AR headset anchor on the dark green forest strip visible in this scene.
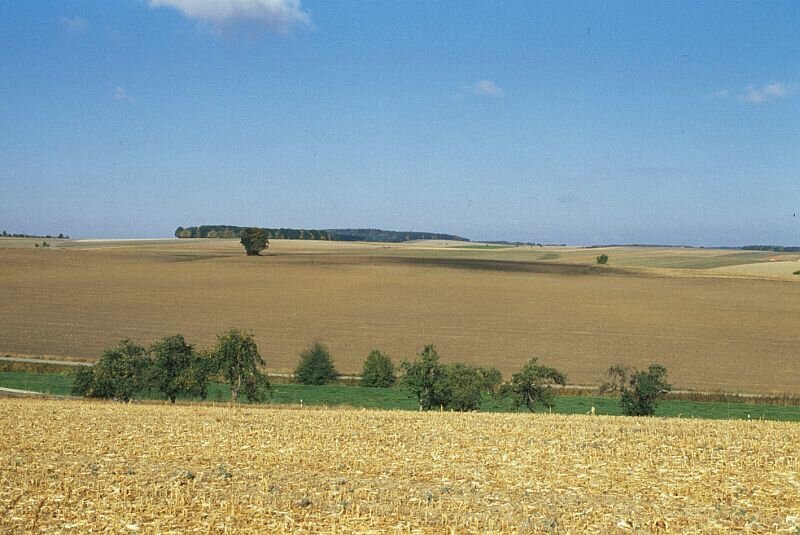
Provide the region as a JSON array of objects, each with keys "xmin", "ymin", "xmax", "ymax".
[{"xmin": 3, "ymin": 371, "xmax": 800, "ymax": 421}]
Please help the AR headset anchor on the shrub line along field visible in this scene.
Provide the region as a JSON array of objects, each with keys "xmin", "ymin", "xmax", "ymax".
[
  {"xmin": 2, "ymin": 398, "xmax": 800, "ymax": 533},
  {"xmin": 1, "ymin": 238, "xmax": 799, "ymax": 394}
]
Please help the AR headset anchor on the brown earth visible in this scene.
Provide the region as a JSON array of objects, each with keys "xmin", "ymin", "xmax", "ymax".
[{"xmin": 0, "ymin": 240, "xmax": 798, "ymax": 393}]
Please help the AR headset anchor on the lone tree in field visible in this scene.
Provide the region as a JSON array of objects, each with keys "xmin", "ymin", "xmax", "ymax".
[
  {"xmin": 400, "ymin": 344, "xmax": 449, "ymax": 410},
  {"xmin": 506, "ymin": 357, "xmax": 567, "ymax": 412},
  {"xmin": 361, "ymin": 350, "xmax": 396, "ymax": 387},
  {"xmin": 596, "ymin": 253, "xmax": 609, "ymax": 265},
  {"xmin": 148, "ymin": 334, "xmax": 211, "ymax": 403},
  {"xmin": 71, "ymin": 340, "xmax": 150, "ymax": 401},
  {"xmin": 212, "ymin": 328, "xmax": 270, "ymax": 403},
  {"xmin": 295, "ymin": 342, "xmax": 338, "ymax": 385},
  {"xmin": 601, "ymin": 363, "xmax": 671, "ymax": 416},
  {"xmin": 240, "ymin": 227, "xmax": 269, "ymax": 256}
]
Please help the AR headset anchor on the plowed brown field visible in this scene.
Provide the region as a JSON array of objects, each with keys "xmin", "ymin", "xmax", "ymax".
[{"xmin": 1, "ymin": 239, "xmax": 798, "ymax": 393}]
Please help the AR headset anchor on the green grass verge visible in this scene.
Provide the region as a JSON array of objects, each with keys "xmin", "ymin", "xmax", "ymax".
[{"xmin": 3, "ymin": 371, "xmax": 800, "ymax": 421}]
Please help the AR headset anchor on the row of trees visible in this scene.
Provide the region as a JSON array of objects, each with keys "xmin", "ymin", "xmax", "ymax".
[
  {"xmin": 73, "ymin": 330, "xmax": 270, "ymax": 403},
  {"xmin": 1, "ymin": 230, "xmax": 69, "ymax": 239},
  {"xmin": 72, "ymin": 331, "xmax": 671, "ymax": 415}
]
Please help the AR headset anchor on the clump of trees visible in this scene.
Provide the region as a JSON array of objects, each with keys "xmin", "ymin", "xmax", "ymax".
[
  {"xmin": 601, "ymin": 364, "xmax": 671, "ymax": 416},
  {"xmin": 295, "ymin": 342, "xmax": 338, "ymax": 385},
  {"xmin": 399, "ymin": 345, "xmax": 505, "ymax": 412},
  {"xmin": 361, "ymin": 350, "xmax": 396, "ymax": 387},
  {"xmin": 72, "ymin": 329, "xmax": 269, "ymax": 403},
  {"xmin": 240, "ymin": 227, "xmax": 270, "ymax": 256}
]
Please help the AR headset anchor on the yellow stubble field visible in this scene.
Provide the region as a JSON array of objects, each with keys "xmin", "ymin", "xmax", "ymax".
[
  {"xmin": 1, "ymin": 238, "xmax": 798, "ymax": 393},
  {"xmin": 2, "ymin": 398, "xmax": 799, "ymax": 533}
]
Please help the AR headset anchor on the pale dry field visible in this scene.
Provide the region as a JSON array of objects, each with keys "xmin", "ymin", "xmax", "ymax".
[
  {"xmin": 2, "ymin": 399, "xmax": 799, "ymax": 533},
  {"xmin": 1, "ymin": 239, "xmax": 799, "ymax": 393}
]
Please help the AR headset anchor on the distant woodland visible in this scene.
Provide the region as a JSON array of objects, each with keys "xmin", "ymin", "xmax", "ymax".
[
  {"xmin": 175, "ymin": 226, "xmax": 469, "ymax": 243},
  {"xmin": 1, "ymin": 230, "xmax": 69, "ymax": 239},
  {"xmin": 741, "ymin": 245, "xmax": 800, "ymax": 253}
]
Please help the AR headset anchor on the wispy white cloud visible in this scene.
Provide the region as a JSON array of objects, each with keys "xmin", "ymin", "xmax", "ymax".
[
  {"xmin": 114, "ymin": 86, "xmax": 132, "ymax": 101},
  {"xmin": 709, "ymin": 82, "xmax": 793, "ymax": 104},
  {"xmin": 148, "ymin": 0, "xmax": 311, "ymax": 35},
  {"xmin": 741, "ymin": 82, "xmax": 791, "ymax": 104},
  {"xmin": 707, "ymin": 88, "xmax": 729, "ymax": 100},
  {"xmin": 61, "ymin": 16, "xmax": 89, "ymax": 33},
  {"xmin": 466, "ymin": 80, "xmax": 505, "ymax": 98}
]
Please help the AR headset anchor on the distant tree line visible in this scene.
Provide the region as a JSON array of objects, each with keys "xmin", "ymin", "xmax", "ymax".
[
  {"xmin": 175, "ymin": 226, "xmax": 469, "ymax": 243},
  {"xmin": 1, "ymin": 230, "xmax": 69, "ymax": 239},
  {"xmin": 741, "ymin": 245, "xmax": 800, "ymax": 253},
  {"xmin": 72, "ymin": 331, "xmax": 670, "ymax": 416},
  {"xmin": 175, "ymin": 226, "xmax": 331, "ymax": 240},
  {"xmin": 325, "ymin": 228, "xmax": 469, "ymax": 243}
]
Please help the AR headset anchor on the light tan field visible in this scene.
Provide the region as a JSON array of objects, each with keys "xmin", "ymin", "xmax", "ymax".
[
  {"xmin": 2, "ymin": 399, "xmax": 800, "ymax": 533},
  {"xmin": 1, "ymin": 238, "xmax": 799, "ymax": 393}
]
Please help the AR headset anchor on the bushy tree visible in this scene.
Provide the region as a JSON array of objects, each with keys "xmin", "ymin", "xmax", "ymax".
[
  {"xmin": 400, "ymin": 345, "xmax": 450, "ymax": 410},
  {"xmin": 82, "ymin": 340, "xmax": 150, "ymax": 401},
  {"xmin": 70, "ymin": 366, "xmax": 96, "ymax": 397},
  {"xmin": 240, "ymin": 227, "xmax": 269, "ymax": 256},
  {"xmin": 295, "ymin": 342, "xmax": 338, "ymax": 385},
  {"xmin": 441, "ymin": 363, "xmax": 483, "ymax": 411},
  {"xmin": 361, "ymin": 350, "xmax": 396, "ymax": 387},
  {"xmin": 596, "ymin": 254, "xmax": 609, "ymax": 265},
  {"xmin": 603, "ymin": 364, "xmax": 670, "ymax": 416},
  {"xmin": 477, "ymin": 366, "xmax": 503, "ymax": 395},
  {"xmin": 148, "ymin": 334, "xmax": 211, "ymax": 403},
  {"xmin": 507, "ymin": 357, "xmax": 567, "ymax": 412},
  {"xmin": 212, "ymin": 328, "xmax": 270, "ymax": 403}
]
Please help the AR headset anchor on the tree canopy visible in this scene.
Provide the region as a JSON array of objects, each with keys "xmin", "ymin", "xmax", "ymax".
[
  {"xmin": 507, "ymin": 358, "xmax": 567, "ymax": 412},
  {"xmin": 361, "ymin": 350, "xmax": 396, "ymax": 387},
  {"xmin": 239, "ymin": 227, "xmax": 270, "ymax": 256},
  {"xmin": 212, "ymin": 328, "xmax": 270, "ymax": 403},
  {"xmin": 295, "ymin": 342, "xmax": 338, "ymax": 385}
]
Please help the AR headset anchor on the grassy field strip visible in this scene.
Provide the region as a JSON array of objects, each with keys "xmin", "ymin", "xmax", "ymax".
[
  {"xmin": 4, "ymin": 371, "xmax": 800, "ymax": 421},
  {"xmin": 2, "ymin": 399, "xmax": 800, "ymax": 533}
]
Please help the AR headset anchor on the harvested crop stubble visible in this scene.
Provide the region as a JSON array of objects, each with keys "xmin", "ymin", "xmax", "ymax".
[{"xmin": 2, "ymin": 399, "xmax": 800, "ymax": 533}]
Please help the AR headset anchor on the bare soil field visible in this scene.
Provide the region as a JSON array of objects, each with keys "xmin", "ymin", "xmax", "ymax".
[
  {"xmin": 1, "ymin": 239, "xmax": 798, "ymax": 393},
  {"xmin": 2, "ymin": 399, "xmax": 799, "ymax": 533}
]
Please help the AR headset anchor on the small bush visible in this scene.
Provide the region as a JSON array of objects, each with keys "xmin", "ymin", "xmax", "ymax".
[
  {"xmin": 596, "ymin": 254, "xmax": 608, "ymax": 265},
  {"xmin": 793, "ymin": 270, "xmax": 800, "ymax": 275},
  {"xmin": 295, "ymin": 342, "xmax": 338, "ymax": 385},
  {"xmin": 361, "ymin": 350, "xmax": 396, "ymax": 387}
]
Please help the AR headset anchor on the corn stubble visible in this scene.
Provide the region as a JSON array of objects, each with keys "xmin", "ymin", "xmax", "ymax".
[{"xmin": 2, "ymin": 399, "xmax": 799, "ymax": 533}]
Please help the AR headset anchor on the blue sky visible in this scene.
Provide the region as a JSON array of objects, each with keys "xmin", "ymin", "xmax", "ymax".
[{"xmin": 1, "ymin": 1, "xmax": 798, "ymax": 244}]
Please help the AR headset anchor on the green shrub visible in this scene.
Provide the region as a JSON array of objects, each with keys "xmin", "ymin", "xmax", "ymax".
[
  {"xmin": 361, "ymin": 350, "xmax": 396, "ymax": 387},
  {"xmin": 596, "ymin": 254, "xmax": 609, "ymax": 265},
  {"xmin": 295, "ymin": 342, "xmax": 338, "ymax": 385}
]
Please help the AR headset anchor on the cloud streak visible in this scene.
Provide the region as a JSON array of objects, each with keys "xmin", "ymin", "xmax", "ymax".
[
  {"xmin": 710, "ymin": 82, "xmax": 793, "ymax": 104},
  {"xmin": 466, "ymin": 80, "xmax": 505, "ymax": 98},
  {"xmin": 61, "ymin": 16, "xmax": 89, "ymax": 33},
  {"xmin": 148, "ymin": 0, "xmax": 311, "ymax": 35},
  {"xmin": 114, "ymin": 86, "xmax": 132, "ymax": 101}
]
